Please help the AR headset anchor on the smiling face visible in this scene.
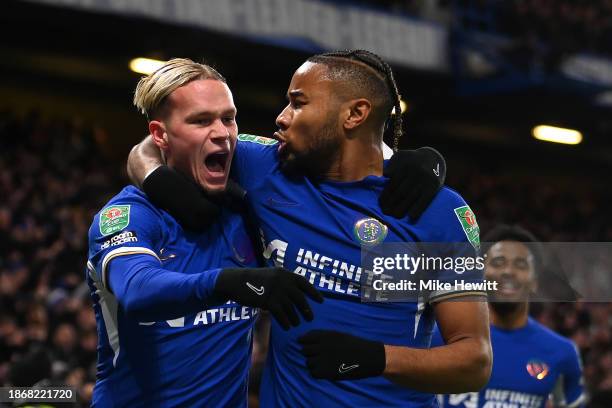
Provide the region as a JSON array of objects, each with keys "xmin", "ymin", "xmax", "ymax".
[
  {"xmin": 485, "ymin": 241, "xmax": 537, "ymax": 302},
  {"xmin": 274, "ymin": 62, "xmax": 342, "ymax": 177},
  {"xmin": 151, "ymin": 79, "xmax": 237, "ymax": 193}
]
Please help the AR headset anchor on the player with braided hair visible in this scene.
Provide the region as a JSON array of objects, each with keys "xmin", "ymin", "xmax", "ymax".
[
  {"xmin": 294, "ymin": 50, "xmax": 441, "ymax": 218},
  {"xmin": 270, "ymin": 50, "xmax": 490, "ymax": 406},
  {"xmin": 308, "ymin": 49, "xmax": 404, "ymax": 151}
]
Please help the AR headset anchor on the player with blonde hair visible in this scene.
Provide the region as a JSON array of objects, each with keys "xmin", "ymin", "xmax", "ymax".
[{"xmin": 87, "ymin": 58, "xmax": 322, "ymax": 407}]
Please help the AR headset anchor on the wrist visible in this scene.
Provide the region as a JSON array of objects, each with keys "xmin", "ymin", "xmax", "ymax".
[
  {"xmin": 370, "ymin": 340, "xmax": 387, "ymax": 376},
  {"xmin": 214, "ymin": 268, "xmax": 233, "ymax": 296},
  {"xmin": 383, "ymin": 344, "xmax": 398, "ymax": 376},
  {"xmin": 343, "ymin": 336, "xmax": 385, "ymax": 378}
]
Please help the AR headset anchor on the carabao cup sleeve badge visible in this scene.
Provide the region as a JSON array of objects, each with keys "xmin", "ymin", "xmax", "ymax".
[
  {"xmin": 353, "ymin": 217, "xmax": 388, "ymax": 246},
  {"xmin": 453, "ymin": 205, "xmax": 480, "ymax": 251},
  {"xmin": 99, "ymin": 205, "xmax": 131, "ymax": 236}
]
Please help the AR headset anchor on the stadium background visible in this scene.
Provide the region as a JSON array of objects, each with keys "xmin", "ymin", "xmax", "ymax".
[{"xmin": 1, "ymin": 0, "xmax": 610, "ymax": 406}]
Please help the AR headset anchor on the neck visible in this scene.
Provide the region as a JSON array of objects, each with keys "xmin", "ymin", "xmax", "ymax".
[
  {"xmin": 324, "ymin": 132, "xmax": 383, "ymax": 181},
  {"xmin": 489, "ymin": 302, "xmax": 529, "ymax": 330}
]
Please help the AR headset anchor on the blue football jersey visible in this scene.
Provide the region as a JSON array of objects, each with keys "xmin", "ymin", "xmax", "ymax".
[
  {"xmin": 434, "ymin": 318, "xmax": 585, "ymax": 408},
  {"xmin": 86, "ymin": 186, "xmax": 258, "ymax": 407},
  {"xmin": 233, "ymin": 135, "xmax": 485, "ymax": 408}
]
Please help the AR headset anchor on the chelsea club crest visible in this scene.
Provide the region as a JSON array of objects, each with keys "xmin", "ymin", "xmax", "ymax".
[
  {"xmin": 526, "ymin": 359, "xmax": 550, "ymax": 380},
  {"xmin": 353, "ymin": 217, "xmax": 388, "ymax": 246}
]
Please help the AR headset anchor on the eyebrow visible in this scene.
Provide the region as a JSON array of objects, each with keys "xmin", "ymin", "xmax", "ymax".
[
  {"xmin": 185, "ymin": 108, "xmax": 236, "ymax": 120},
  {"xmin": 287, "ymin": 90, "xmax": 305, "ymax": 99},
  {"xmin": 490, "ymin": 255, "xmax": 529, "ymax": 262}
]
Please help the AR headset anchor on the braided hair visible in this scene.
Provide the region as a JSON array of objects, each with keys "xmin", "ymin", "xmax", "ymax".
[{"xmin": 307, "ymin": 50, "xmax": 403, "ymax": 151}]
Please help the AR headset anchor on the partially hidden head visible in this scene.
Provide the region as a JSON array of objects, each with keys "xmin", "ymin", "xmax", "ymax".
[
  {"xmin": 133, "ymin": 58, "xmax": 237, "ymax": 193},
  {"xmin": 275, "ymin": 49, "xmax": 402, "ymax": 177},
  {"xmin": 482, "ymin": 224, "xmax": 542, "ymax": 305}
]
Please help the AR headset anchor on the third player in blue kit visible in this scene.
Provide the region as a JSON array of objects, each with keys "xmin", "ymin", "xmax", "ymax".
[{"xmin": 435, "ymin": 225, "xmax": 585, "ymax": 408}]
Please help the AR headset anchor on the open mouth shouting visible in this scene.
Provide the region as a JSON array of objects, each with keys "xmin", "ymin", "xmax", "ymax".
[{"xmin": 202, "ymin": 148, "xmax": 231, "ymax": 190}]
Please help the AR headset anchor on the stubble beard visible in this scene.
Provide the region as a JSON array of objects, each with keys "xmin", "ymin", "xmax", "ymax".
[{"xmin": 280, "ymin": 120, "xmax": 340, "ymax": 179}]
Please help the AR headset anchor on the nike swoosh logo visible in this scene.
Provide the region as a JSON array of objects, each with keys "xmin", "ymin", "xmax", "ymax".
[
  {"xmin": 246, "ymin": 282, "xmax": 265, "ymax": 296},
  {"xmin": 266, "ymin": 197, "xmax": 300, "ymax": 207},
  {"xmin": 433, "ymin": 163, "xmax": 440, "ymax": 177},
  {"xmin": 338, "ymin": 363, "xmax": 359, "ymax": 374}
]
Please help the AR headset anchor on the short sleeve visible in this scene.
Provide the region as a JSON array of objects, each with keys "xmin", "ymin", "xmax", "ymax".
[
  {"xmin": 87, "ymin": 194, "xmax": 163, "ymax": 291},
  {"xmin": 417, "ymin": 188, "xmax": 486, "ymax": 303},
  {"xmin": 552, "ymin": 342, "xmax": 586, "ymax": 407}
]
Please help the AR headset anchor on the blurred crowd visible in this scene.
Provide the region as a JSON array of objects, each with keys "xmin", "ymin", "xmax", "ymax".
[
  {"xmin": 1, "ymin": 110, "xmax": 610, "ymax": 406},
  {"xmin": 497, "ymin": 0, "xmax": 612, "ymax": 57},
  {"xmin": 362, "ymin": 0, "xmax": 612, "ymax": 72},
  {"xmin": 0, "ymin": 110, "xmax": 122, "ymax": 406}
]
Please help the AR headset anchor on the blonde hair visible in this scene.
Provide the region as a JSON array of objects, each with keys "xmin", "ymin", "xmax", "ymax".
[{"xmin": 133, "ymin": 58, "xmax": 226, "ymax": 119}]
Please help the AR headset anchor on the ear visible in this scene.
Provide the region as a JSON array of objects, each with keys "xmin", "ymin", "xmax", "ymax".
[
  {"xmin": 343, "ymin": 98, "xmax": 371, "ymax": 132},
  {"xmin": 149, "ymin": 120, "xmax": 169, "ymax": 150}
]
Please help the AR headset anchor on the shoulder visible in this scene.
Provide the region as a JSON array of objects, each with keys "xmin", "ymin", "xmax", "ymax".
[
  {"xmin": 430, "ymin": 186, "xmax": 472, "ymax": 213},
  {"xmin": 236, "ymin": 134, "xmax": 279, "ymax": 157},
  {"xmin": 528, "ymin": 319, "xmax": 581, "ymax": 364},
  {"xmin": 96, "ymin": 185, "xmax": 157, "ymax": 209},
  {"xmin": 87, "ymin": 186, "xmax": 167, "ymax": 289},
  {"xmin": 233, "ymin": 134, "xmax": 280, "ymax": 188},
  {"xmin": 237, "ymin": 133, "xmax": 279, "ymax": 146},
  {"xmin": 529, "ymin": 319, "xmax": 577, "ymax": 350},
  {"xmin": 88, "ymin": 186, "xmax": 162, "ymax": 241},
  {"xmin": 414, "ymin": 186, "xmax": 480, "ymax": 244}
]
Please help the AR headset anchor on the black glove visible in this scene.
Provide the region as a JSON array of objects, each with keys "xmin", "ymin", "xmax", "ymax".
[
  {"xmin": 142, "ymin": 166, "xmax": 245, "ymax": 231},
  {"xmin": 299, "ymin": 330, "xmax": 386, "ymax": 380},
  {"xmin": 215, "ymin": 267, "xmax": 324, "ymax": 330},
  {"xmin": 380, "ymin": 147, "xmax": 446, "ymax": 220}
]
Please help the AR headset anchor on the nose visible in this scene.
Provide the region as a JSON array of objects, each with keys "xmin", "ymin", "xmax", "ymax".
[
  {"xmin": 276, "ymin": 105, "xmax": 291, "ymax": 131},
  {"xmin": 485, "ymin": 262, "xmax": 513, "ymax": 281},
  {"xmin": 210, "ymin": 119, "xmax": 231, "ymax": 142},
  {"xmin": 499, "ymin": 266, "xmax": 516, "ymax": 279}
]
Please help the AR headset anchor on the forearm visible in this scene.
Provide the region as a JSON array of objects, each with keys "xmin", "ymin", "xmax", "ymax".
[
  {"xmin": 299, "ymin": 301, "xmax": 491, "ymax": 384},
  {"xmin": 383, "ymin": 336, "xmax": 491, "ymax": 393},
  {"xmin": 109, "ymin": 254, "xmax": 222, "ymax": 321},
  {"xmin": 127, "ymin": 135, "xmax": 164, "ymax": 188}
]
